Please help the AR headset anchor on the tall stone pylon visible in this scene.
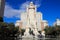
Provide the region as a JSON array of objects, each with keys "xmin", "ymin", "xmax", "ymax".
[{"xmin": 24, "ymin": 2, "xmax": 39, "ymax": 36}]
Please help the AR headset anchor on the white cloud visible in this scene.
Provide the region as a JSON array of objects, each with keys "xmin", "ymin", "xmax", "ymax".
[
  {"xmin": 4, "ymin": 1, "xmax": 29, "ymax": 18},
  {"xmin": 4, "ymin": 1, "xmax": 41, "ymax": 18},
  {"xmin": 4, "ymin": 4, "xmax": 20, "ymax": 18}
]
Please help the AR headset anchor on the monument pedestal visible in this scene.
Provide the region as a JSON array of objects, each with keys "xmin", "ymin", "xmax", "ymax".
[
  {"xmin": 23, "ymin": 27, "xmax": 30, "ymax": 36},
  {"xmin": 23, "ymin": 27, "xmax": 39, "ymax": 38}
]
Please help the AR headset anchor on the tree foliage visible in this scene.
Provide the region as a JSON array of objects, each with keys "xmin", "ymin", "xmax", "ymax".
[
  {"xmin": 0, "ymin": 22, "xmax": 19, "ymax": 40},
  {"xmin": 44, "ymin": 25, "xmax": 60, "ymax": 38}
]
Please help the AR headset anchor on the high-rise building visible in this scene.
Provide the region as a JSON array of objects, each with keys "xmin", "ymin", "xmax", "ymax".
[
  {"xmin": 15, "ymin": 2, "xmax": 48, "ymax": 31},
  {"xmin": 0, "ymin": 0, "xmax": 5, "ymax": 22},
  {"xmin": 53, "ymin": 19, "xmax": 60, "ymax": 26}
]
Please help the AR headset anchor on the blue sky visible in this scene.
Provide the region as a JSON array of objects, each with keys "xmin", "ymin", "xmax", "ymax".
[{"xmin": 4, "ymin": 0, "xmax": 60, "ymax": 26}]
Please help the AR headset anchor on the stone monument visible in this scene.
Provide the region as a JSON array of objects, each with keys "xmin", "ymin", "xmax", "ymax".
[{"xmin": 23, "ymin": 2, "xmax": 39, "ymax": 37}]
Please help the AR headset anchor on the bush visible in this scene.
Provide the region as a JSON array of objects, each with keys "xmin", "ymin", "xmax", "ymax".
[{"xmin": 0, "ymin": 22, "xmax": 19, "ymax": 40}]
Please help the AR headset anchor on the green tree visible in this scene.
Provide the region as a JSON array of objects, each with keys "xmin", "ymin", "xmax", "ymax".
[
  {"xmin": 44, "ymin": 26, "xmax": 57, "ymax": 38},
  {"xmin": 55, "ymin": 25, "xmax": 60, "ymax": 36},
  {"xmin": 0, "ymin": 22, "xmax": 19, "ymax": 40}
]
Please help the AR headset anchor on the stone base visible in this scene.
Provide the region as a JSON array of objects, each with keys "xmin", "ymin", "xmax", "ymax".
[
  {"xmin": 22, "ymin": 35, "xmax": 39, "ymax": 40},
  {"xmin": 22, "ymin": 35, "xmax": 33, "ymax": 38},
  {"xmin": 24, "ymin": 31, "xmax": 30, "ymax": 36}
]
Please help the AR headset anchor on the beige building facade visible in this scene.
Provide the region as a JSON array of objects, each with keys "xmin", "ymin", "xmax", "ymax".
[{"xmin": 15, "ymin": 2, "xmax": 48, "ymax": 31}]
